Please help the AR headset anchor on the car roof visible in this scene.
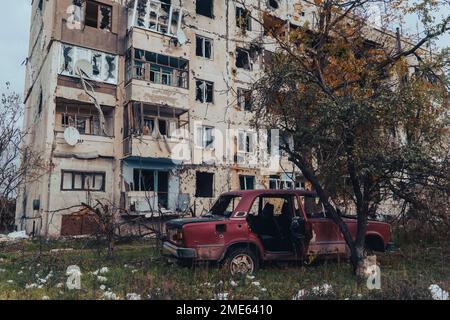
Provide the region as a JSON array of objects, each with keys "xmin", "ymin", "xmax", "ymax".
[{"xmin": 221, "ymin": 189, "xmax": 317, "ymax": 197}]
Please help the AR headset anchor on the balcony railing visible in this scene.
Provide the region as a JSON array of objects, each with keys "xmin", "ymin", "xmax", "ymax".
[{"xmin": 126, "ymin": 48, "xmax": 189, "ymax": 89}]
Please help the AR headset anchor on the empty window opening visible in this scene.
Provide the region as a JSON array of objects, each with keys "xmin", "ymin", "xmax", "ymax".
[
  {"xmin": 85, "ymin": 1, "xmax": 112, "ymax": 31},
  {"xmin": 196, "ymin": 80, "xmax": 214, "ymax": 103},
  {"xmin": 196, "ymin": 125, "xmax": 215, "ymax": 150},
  {"xmin": 196, "ymin": 0, "xmax": 213, "ymax": 18},
  {"xmin": 236, "ymin": 7, "xmax": 252, "ymax": 31},
  {"xmin": 236, "ymin": 48, "xmax": 252, "ymax": 70},
  {"xmin": 132, "ymin": 0, "xmax": 183, "ymax": 36},
  {"xmin": 240, "ymin": 175, "xmax": 255, "ymax": 190},
  {"xmin": 196, "ymin": 35, "xmax": 213, "ymax": 59},
  {"xmin": 61, "ymin": 171, "xmax": 105, "ymax": 192},
  {"xmin": 237, "ymin": 88, "xmax": 252, "ymax": 111},
  {"xmin": 196, "ymin": 172, "xmax": 214, "ymax": 198},
  {"xmin": 267, "ymin": 0, "xmax": 280, "ymax": 10},
  {"xmin": 126, "ymin": 48, "xmax": 189, "ymax": 88},
  {"xmin": 38, "ymin": 0, "xmax": 44, "ymax": 11}
]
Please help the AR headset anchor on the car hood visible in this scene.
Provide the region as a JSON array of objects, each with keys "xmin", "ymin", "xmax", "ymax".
[{"xmin": 166, "ymin": 216, "xmax": 227, "ymax": 229}]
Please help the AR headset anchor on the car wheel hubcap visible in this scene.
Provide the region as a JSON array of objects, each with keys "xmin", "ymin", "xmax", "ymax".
[{"xmin": 230, "ymin": 254, "xmax": 254, "ymax": 275}]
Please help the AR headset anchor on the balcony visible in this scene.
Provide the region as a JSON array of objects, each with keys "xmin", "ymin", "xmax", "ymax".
[
  {"xmin": 123, "ymin": 191, "xmax": 190, "ymax": 216},
  {"xmin": 123, "ymin": 102, "xmax": 190, "ymax": 159},
  {"xmin": 54, "ymin": 100, "xmax": 115, "ymax": 158}
]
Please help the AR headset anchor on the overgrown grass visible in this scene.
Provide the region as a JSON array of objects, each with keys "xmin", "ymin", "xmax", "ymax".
[{"xmin": 0, "ymin": 236, "xmax": 448, "ymax": 300}]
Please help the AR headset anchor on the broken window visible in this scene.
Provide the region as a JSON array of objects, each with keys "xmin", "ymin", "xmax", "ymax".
[
  {"xmin": 269, "ymin": 174, "xmax": 295, "ymax": 190},
  {"xmin": 85, "ymin": 0, "xmax": 112, "ymax": 31},
  {"xmin": 59, "ymin": 44, "xmax": 118, "ymax": 84},
  {"xmin": 236, "ymin": 48, "xmax": 252, "ymax": 70},
  {"xmin": 126, "ymin": 48, "xmax": 189, "ymax": 88},
  {"xmin": 238, "ymin": 130, "xmax": 256, "ymax": 154},
  {"xmin": 237, "ymin": 88, "xmax": 252, "ymax": 111},
  {"xmin": 133, "ymin": 169, "xmax": 155, "ymax": 192},
  {"xmin": 38, "ymin": 0, "xmax": 44, "ymax": 11},
  {"xmin": 196, "ymin": 80, "xmax": 214, "ymax": 103},
  {"xmin": 196, "ymin": 125, "xmax": 215, "ymax": 150},
  {"xmin": 236, "ymin": 7, "xmax": 252, "ymax": 31},
  {"xmin": 61, "ymin": 171, "xmax": 105, "ymax": 192},
  {"xmin": 196, "ymin": 172, "xmax": 214, "ymax": 198},
  {"xmin": 196, "ymin": 35, "xmax": 213, "ymax": 59},
  {"xmin": 57, "ymin": 103, "xmax": 114, "ymax": 136},
  {"xmin": 239, "ymin": 175, "xmax": 255, "ymax": 190},
  {"xmin": 131, "ymin": 0, "xmax": 183, "ymax": 37},
  {"xmin": 196, "ymin": 0, "xmax": 213, "ymax": 18},
  {"xmin": 132, "ymin": 169, "xmax": 170, "ymax": 208}
]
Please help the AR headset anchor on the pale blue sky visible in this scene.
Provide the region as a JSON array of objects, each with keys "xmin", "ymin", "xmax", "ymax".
[{"xmin": 0, "ymin": 1, "xmax": 448, "ymax": 96}]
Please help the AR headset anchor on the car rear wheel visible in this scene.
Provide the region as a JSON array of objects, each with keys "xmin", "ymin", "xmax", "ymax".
[{"xmin": 224, "ymin": 248, "xmax": 259, "ymax": 276}]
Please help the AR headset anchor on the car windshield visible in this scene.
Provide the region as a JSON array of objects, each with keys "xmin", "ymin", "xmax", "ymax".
[{"xmin": 207, "ymin": 195, "xmax": 242, "ymax": 217}]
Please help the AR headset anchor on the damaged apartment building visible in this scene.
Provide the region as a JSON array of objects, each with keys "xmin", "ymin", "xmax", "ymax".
[{"xmin": 15, "ymin": 0, "xmax": 357, "ymax": 237}]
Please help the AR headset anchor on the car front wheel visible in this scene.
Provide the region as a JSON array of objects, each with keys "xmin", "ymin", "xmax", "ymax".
[{"xmin": 224, "ymin": 248, "xmax": 259, "ymax": 276}]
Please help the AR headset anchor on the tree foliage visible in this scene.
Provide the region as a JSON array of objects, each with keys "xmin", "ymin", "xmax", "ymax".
[{"xmin": 248, "ymin": 0, "xmax": 449, "ymax": 273}]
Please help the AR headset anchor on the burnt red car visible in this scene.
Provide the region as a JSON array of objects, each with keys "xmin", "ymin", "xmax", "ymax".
[{"xmin": 163, "ymin": 190, "xmax": 393, "ymax": 275}]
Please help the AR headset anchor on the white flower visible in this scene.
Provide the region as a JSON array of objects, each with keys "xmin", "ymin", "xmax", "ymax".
[
  {"xmin": 429, "ymin": 284, "xmax": 449, "ymax": 300},
  {"xmin": 99, "ymin": 267, "xmax": 109, "ymax": 274},
  {"xmin": 99, "ymin": 285, "xmax": 106, "ymax": 291},
  {"xmin": 0, "ymin": 269, "xmax": 6, "ymax": 273},
  {"xmin": 252, "ymin": 281, "xmax": 261, "ymax": 286},
  {"xmin": 214, "ymin": 292, "xmax": 229, "ymax": 300},
  {"xmin": 42, "ymin": 296, "xmax": 50, "ymax": 300},
  {"xmin": 230, "ymin": 280, "xmax": 238, "ymax": 287},
  {"xmin": 260, "ymin": 287, "xmax": 267, "ymax": 292},
  {"xmin": 246, "ymin": 275, "xmax": 255, "ymax": 280},
  {"xmin": 25, "ymin": 283, "xmax": 38, "ymax": 289},
  {"xmin": 253, "ymin": 296, "xmax": 260, "ymax": 300},
  {"xmin": 102, "ymin": 291, "xmax": 119, "ymax": 300},
  {"xmin": 97, "ymin": 276, "xmax": 108, "ymax": 283},
  {"xmin": 311, "ymin": 284, "xmax": 333, "ymax": 295},
  {"xmin": 7, "ymin": 280, "xmax": 14, "ymax": 284},
  {"xmin": 56, "ymin": 282, "xmax": 64, "ymax": 288},
  {"xmin": 17, "ymin": 271, "xmax": 23, "ymax": 275},
  {"xmin": 131, "ymin": 269, "xmax": 138, "ymax": 274},
  {"xmin": 126, "ymin": 293, "xmax": 141, "ymax": 300},
  {"xmin": 293, "ymin": 289, "xmax": 306, "ymax": 300}
]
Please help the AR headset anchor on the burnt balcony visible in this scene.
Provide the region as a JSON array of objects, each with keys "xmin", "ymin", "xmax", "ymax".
[
  {"xmin": 123, "ymin": 102, "xmax": 190, "ymax": 159},
  {"xmin": 54, "ymin": 99, "xmax": 115, "ymax": 158}
]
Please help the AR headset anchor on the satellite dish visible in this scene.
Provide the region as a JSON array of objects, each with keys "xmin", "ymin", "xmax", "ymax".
[
  {"xmin": 64, "ymin": 127, "xmax": 81, "ymax": 146},
  {"xmin": 74, "ymin": 59, "xmax": 93, "ymax": 78}
]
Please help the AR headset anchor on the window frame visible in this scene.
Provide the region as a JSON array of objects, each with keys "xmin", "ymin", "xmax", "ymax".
[
  {"xmin": 196, "ymin": 125, "xmax": 215, "ymax": 150},
  {"xmin": 61, "ymin": 170, "xmax": 106, "ymax": 192},
  {"xmin": 195, "ymin": 79, "xmax": 214, "ymax": 103},
  {"xmin": 196, "ymin": 35, "xmax": 214, "ymax": 60},
  {"xmin": 126, "ymin": 48, "xmax": 189, "ymax": 89},
  {"xmin": 238, "ymin": 130, "xmax": 256, "ymax": 154},
  {"xmin": 239, "ymin": 175, "xmax": 255, "ymax": 190},
  {"xmin": 237, "ymin": 88, "xmax": 252, "ymax": 111},
  {"xmin": 84, "ymin": 0, "xmax": 113, "ymax": 32},
  {"xmin": 196, "ymin": 0, "xmax": 214, "ymax": 19},
  {"xmin": 236, "ymin": 6, "xmax": 252, "ymax": 31}
]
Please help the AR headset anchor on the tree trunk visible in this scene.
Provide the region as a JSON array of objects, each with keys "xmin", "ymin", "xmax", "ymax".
[{"xmin": 290, "ymin": 154, "xmax": 360, "ymax": 272}]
